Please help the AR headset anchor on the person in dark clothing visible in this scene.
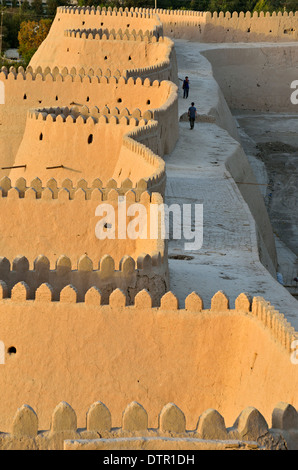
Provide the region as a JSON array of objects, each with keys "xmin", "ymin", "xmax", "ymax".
[
  {"xmin": 188, "ymin": 102, "xmax": 197, "ymax": 130},
  {"xmin": 182, "ymin": 76, "xmax": 189, "ymax": 99}
]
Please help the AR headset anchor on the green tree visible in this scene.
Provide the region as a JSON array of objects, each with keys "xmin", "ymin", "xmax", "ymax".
[
  {"xmin": 254, "ymin": 0, "xmax": 272, "ymax": 11},
  {"xmin": 20, "ymin": 0, "xmax": 31, "ymax": 13},
  {"xmin": 46, "ymin": 0, "xmax": 70, "ymax": 17},
  {"xmin": 31, "ymin": 0, "xmax": 44, "ymax": 17},
  {"xmin": 283, "ymin": 0, "xmax": 297, "ymax": 11},
  {"xmin": 18, "ymin": 18, "xmax": 52, "ymax": 64}
]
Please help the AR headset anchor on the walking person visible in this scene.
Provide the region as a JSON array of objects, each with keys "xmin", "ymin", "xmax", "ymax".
[
  {"xmin": 182, "ymin": 76, "xmax": 189, "ymax": 99},
  {"xmin": 188, "ymin": 102, "xmax": 197, "ymax": 130}
]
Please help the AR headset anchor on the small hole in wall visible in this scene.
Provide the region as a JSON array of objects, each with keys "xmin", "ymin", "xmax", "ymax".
[
  {"xmin": 104, "ymin": 56, "xmax": 108, "ymax": 60},
  {"xmin": 86, "ymin": 96, "xmax": 90, "ymax": 102},
  {"xmin": 39, "ymin": 132, "xmax": 43, "ymax": 141},
  {"xmin": 117, "ymin": 98, "xmax": 122, "ymax": 103},
  {"xmin": 82, "ymin": 21, "xmax": 85, "ymax": 25},
  {"xmin": 88, "ymin": 134, "xmax": 93, "ymax": 144},
  {"xmin": 23, "ymin": 93, "xmax": 27, "ymax": 100},
  {"xmin": 247, "ymin": 28, "xmax": 251, "ymax": 32},
  {"xmin": 101, "ymin": 22, "xmax": 104, "ymax": 26},
  {"xmin": 55, "ymin": 96, "xmax": 58, "ymax": 101},
  {"xmin": 128, "ymin": 56, "xmax": 132, "ymax": 60},
  {"xmin": 8, "ymin": 346, "xmax": 16, "ymax": 355},
  {"xmin": 127, "ymin": 24, "xmax": 130, "ymax": 27},
  {"xmin": 146, "ymin": 99, "xmax": 150, "ymax": 105}
]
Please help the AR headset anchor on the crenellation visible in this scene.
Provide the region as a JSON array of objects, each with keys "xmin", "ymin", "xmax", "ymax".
[
  {"xmin": 0, "ymin": 251, "xmax": 167, "ymax": 304},
  {"xmin": 0, "ymin": 275, "xmax": 294, "ymax": 353}
]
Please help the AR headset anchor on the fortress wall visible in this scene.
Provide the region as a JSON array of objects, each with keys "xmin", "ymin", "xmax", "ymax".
[
  {"xmin": 125, "ymin": 37, "xmax": 178, "ymax": 85},
  {"xmin": 155, "ymin": 9, "xmax": 298, "ymax": 42},
  {"xmin": 0, "ymin": 187, "xmax": 166, "ymax": 269},
  {"xmin": 155, "ymin": 8, "xmax": 207, "ymax": 40},
  {"xmin": 201, "ymin": 45, "xmax": 298, "ymax": 112},
  {"xmin": 55, "ymin": 6, "xmax": 163, "ymax": 37},
  {"xmin": 29, "ymin": 32, "xmax": 177, "ymax": 84},
  {"xmin": 0, "ymin": 70, "xmax": 177, "ymax": 172},
  {"xmin": 114, "ymin": 123, "xmax": 166, "ymax": 193},
  {"xmin": 11, "ymin": 109, "xmax": 165, "ymax": 187},
  {"xmin": 151, "ymin": 81, "xmax": 179, "ymax": 155},
  {"xmin": 203, "ymin": 11, "xmax": 298, "ymax": 43},
  {"xmin": 12, "ymin": 111, "xmax": 133, "ymax": 185},
  {"xmin": 29, "ymin": 6, "xmax": 164, "ymax": 72},
  {"xmin": 0, "ymin": 290, "xmax": 295, "ymax": 432}
]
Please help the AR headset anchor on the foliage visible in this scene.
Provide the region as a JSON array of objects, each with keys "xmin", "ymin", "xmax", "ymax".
[
  {"xmin": 17, "ymin": 19, "xmax": 52, "ymax": 65},
  {"xmin": 0, "ymin": 56, "xmax": 26, "ymax": 69}
]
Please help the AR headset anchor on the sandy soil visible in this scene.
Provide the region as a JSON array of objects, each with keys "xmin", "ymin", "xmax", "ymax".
[{"xmin": 233, "ymin": 110, "xmax": 298, "ymax": 295}]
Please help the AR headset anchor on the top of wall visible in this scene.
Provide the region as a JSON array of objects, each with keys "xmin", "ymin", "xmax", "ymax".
[
  {"xmin": 207, "ymin": 10, "xmax": 298, "ymax": 19},
  {"xmin": 0, "ymin": 287, "xmax": 296, "ymax": 356},
  {"xmin": 58, "ymin": 5, "xmax": 159, "ymax": 18},
  {"xmin": 56, "ymin": 5, "xmax": 164, "ymax": 37},
  {"xmin": 61, "ymin": 7, "xmax": 298, "ymax": 19},
  {"xmin": 4, "ymin": 399, "xmax": 298, "ymax": 450}
]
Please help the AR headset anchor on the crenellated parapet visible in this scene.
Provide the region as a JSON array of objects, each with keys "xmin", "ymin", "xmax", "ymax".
[
  {"xmin": 0, "ymin": 175, "xmax": 163, "ymax": 201},
  {"xmin": 1, "ymin": 399, "xmax": 298, "ymax": 449},
  {"xmin": 0, "ymin": 181, "xmax": 168, "ymax": 275},
  {"xmin": 0, "ymin": 251, "xmax": 167, "ymax": 305},
  {"xmin": 0, "ymin": 65, "xmax": 174, "ymax": 86},
  {"xmin": 59, "ymin": 29, "xmax": 177, "ymax": 83},
  {"xmin": 157, "ymin": 8, "xmax": 298, "ymax": 41},
  {"xmin": 57, "ymin": 5, "xmax": 162, "ymax": 20},
  {"xmin": 0, "ymin": 66, "xmax": 178, "ymax": 178},
  {"xmin": 0, "ymin": 286, "xmax": 295, "ymax": 355},
  {"xmin": 27, "ymin": 5, "xmax": 164, "ymax": 76},
  {"xmin": 64, "ymin": 26, "xmax": 158, "ymax": 41},
  {"xmin": 1, "ymin": 401, "xmax": 298, "ymax": 450},
  {"xmin": 9, "ymin": 103, "xmax": 166, "ymax": 191},
  {"xmin": 208, "ymin": 10, "xmax": 298, "ymax": 19}
]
